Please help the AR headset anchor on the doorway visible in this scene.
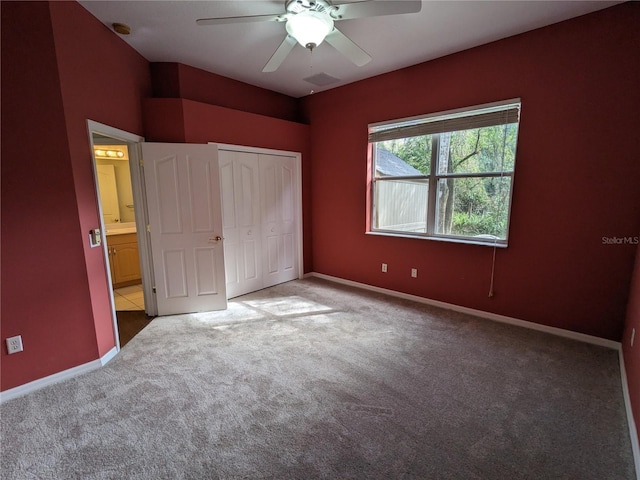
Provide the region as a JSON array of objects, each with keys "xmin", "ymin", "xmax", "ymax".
[
  {"xmin": 87, "ymin": 120, "xmax": 153, "ymax": 349},
  {"xmin": 93, "ymin": 136, "xmax": 141, "ymax": 293}
]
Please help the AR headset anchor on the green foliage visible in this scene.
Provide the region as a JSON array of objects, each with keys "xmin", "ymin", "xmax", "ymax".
[
  {"xmin": 452, "ymin": 212, "xmax": 507, "ymax": 238},
  {"xmin": 454, "ymin": 177, "xmax": 490, "ymax": 215},
  {"xmin": 446, "ymin": 124, "xmax": 517, "ymax": 174},
  {"xmin": 450, "ymin": 176, "xmax": 511, "ymax": 238}
]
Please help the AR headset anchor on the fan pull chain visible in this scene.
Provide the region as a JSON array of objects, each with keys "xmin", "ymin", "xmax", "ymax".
[{"xmin": 309, "ymin": 48, "xmax": 315, "ymax": 94}]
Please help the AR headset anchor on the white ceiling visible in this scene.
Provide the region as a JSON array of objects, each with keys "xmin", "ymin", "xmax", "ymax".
[{"xmin": 79, "ymin": 0, "xmax": 622, "ymax": 98}]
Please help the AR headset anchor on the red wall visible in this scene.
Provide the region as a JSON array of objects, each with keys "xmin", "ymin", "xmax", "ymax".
[
  {"xmin": 1, "ymin": 1, "xmax": 98, "ymax": 390},
  {"xmin": 143, "ymin": 98, "xmax": 313, "ymax": 272},
  {"xmin": 150, "ymin": 62, "xmax": 303, "ymax": 123},
  {"xmin": 1, "ymin": 1, "xmax": 151, "ymax": 390},
  {"xmin": 49, "ymin": 1, "xmax": 151, "ymax": 357},
  {"xmin": 623, "ymin": 246, "xmax": 640, "ymax": 445},
  {"xmin": 302, "ymin": 3, "xmax": 640, "ymax": 341}
]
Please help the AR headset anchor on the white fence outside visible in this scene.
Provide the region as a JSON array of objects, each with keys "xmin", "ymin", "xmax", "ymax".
[{"xmin": 375, "ymin": 179, "xmax": 427, "ymax": 232}]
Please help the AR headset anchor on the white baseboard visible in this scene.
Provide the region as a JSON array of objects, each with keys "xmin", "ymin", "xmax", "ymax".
[
  {"xmin": 309, "ymin": 272, "xmax": 620, "ymax": 349},
  {"xmin": 100, "ymin": 346, "xmax": 118, "ymax": 366},
  {"xmin": 0, "ymin": 346, "xmax": 118, "ymax": 404},
  {"xmin": 619, "ymin": 349, "xmax": 640, "ymax": 480}
]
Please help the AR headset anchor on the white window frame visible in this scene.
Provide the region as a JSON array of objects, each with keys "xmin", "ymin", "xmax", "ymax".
[{"xmin": 368, "ymin": 99, "xmax": 521, "ymax": 247}]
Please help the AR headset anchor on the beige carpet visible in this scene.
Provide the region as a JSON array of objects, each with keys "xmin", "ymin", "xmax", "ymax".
[{"xmin": 0, "ymin": 277, "xmax": 635, "ymax": 479}]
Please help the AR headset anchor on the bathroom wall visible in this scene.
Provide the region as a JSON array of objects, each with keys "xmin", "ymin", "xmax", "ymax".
[{"xmin": 95, "ymin": 152, "xmax": 135, "ymax": 224}]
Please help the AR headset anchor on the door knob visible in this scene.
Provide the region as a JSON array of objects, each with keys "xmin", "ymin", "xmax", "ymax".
[{"xmin": 208, "ymin": 235, "xmax": 223, "ymax": 243}]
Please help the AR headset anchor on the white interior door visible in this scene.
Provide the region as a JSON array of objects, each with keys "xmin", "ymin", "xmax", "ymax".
[
  {"xmin": 260, "ymin": 154, "xmax": 298, "ymax": 288},
  {"xmin": 219, "ymin": 151, "xmax": 262, "ymax": 299},
  {"xmin": 142, "ymin": 143, "xmax": 227, "ymax": 315},
  {"xmin": 96, "ymin": 164, "xmax": 120, "ymax": 224}
]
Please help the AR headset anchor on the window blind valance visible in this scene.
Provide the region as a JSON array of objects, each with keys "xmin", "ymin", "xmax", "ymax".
[{"xmin": 369, "ymin": 102, "xmax": 520, "ymax": 143}]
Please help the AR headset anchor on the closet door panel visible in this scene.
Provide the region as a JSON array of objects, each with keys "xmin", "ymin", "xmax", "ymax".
[
  {"xmin": 219, "ymin": 151, "xmax": 262, "ymax": 298},
  {"xmin": 260, "ymin": 154, "xmax": 298, "ymax": 288}
]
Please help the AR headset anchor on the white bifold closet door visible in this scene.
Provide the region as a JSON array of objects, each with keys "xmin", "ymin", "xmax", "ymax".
[
  {"xmin": 260, "ymin": 153, "xmax": 297, "ymax": 288},
  {"xmin": 219, "ymin": 151, "xmax": 263, "ymax": 298},
  {"xmin": 220, "ymin": 150, "xmax": 298, "ymax": 298}
]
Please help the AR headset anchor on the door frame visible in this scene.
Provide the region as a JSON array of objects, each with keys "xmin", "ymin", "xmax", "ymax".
[
  {"xmin": 86, "ymin": 120, "xmax": 156, "ymax": 352},
  {"xmin": 215, "ymin": 143, "xmax": 304, "ymax": 282}
]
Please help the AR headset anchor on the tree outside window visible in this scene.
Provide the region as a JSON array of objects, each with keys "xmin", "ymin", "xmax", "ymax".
[{"xmin": 369, "ymin": 101, "xmax": 520, "ymax": 245}]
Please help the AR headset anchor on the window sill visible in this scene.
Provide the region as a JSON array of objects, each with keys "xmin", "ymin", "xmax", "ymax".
[{"xmin": 366, "ymin": 230, "xmax": 508, "ymax": 248}]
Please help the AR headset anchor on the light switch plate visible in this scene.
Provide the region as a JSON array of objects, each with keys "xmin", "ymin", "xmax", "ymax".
[{"xmin": 89, "ymin": 228, "xmax": 102, "ymax": 248}]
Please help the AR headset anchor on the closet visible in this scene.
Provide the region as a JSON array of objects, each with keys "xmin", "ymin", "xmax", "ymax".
[{"xmin": 219, "ymin": 148, "xmax": 299, "ymax": 298}]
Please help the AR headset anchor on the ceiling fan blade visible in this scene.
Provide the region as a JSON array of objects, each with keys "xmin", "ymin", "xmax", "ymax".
[
  {"xmin": 325, "ymin": 28, "xmax": 372, "ymax": 67},
  {"xmin": 333, "ymin": 1, "xmax": 421, "ymax": 21},
  {"xmin": 262, "ymin": 36, "xmax": 297, "ymax": 72},
  {"xmin": 197, "ymin": 14, "xmax": 285, "ymax": 26}
]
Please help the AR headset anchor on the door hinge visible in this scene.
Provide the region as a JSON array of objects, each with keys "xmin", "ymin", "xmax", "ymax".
[
  {"xmin": 152, "ymin": 286, "xmax": 156, "ymax": 293},
  {"xmin": 146, "ymin": 224, "xmax": 151, "ymax": 233}
]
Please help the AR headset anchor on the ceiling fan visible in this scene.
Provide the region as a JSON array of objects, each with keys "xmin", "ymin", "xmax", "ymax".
[{"xmin": 196, "ymin": 0, "xmax": 422, "ymax": 72}]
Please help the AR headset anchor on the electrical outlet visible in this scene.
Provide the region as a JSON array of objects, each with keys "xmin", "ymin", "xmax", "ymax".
[
  {"xmin": 6, "ymin": 335, "xmax": 23, "ymax": 354},
  {"xmin": 411, "ymin": 268, "xmax": 418, "ymax": 278},
  {"xmin": 382, "ymin": 263, "xmax": 388, "ymax": 273}
]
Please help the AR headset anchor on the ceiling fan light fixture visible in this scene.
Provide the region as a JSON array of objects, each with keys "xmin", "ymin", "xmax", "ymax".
[{"xmin": 286, "ymin": 11, "xmax": 334, "ymax": 50}]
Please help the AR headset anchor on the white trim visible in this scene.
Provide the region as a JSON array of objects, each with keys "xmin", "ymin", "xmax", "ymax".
[
  {"xmin": 128, "ymin": 142, "xmax": 157, "ymax": 316},
  {"xmin": 365, "ymin": 230, "xmax": 509, "ymax": 248},
  {"xmin": 101, "ymin": 345, "xmax": 118, "ymax": 366},
  {"xmin": 619, "ymin": 349, "xmax": 640, "ymax": 480},
  {"xmin": 0, "ymin": 347, "xmax": 118, "ymax": 404},
  {"xmin": 86, "ymin": 121, "xmax": 144, "ymax": 144},
  {"xmin": 216, "ymin": 142, "xmax": 299, "ymax": 158},
  {"xmin": 309, "ymin": 272, "xmax": 620, "ymax": 350},
  {"xmin": 86, "ymin": 120, "xmax": 149, "ymax": 346}
]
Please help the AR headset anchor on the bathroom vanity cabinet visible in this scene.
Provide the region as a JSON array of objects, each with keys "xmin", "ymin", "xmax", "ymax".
[{"xmin": 106, "ymin": 232, "xmax": 141, "ymax": 288}]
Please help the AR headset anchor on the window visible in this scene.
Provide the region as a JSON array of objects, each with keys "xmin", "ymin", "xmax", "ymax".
[{"xmin": 369, "ymin": 100, "xmax": 520, "ymax": 245}]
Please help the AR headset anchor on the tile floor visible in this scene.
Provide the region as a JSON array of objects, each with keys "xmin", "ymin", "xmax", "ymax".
[{"xmin": 114, "ymin": 284, "xmax": 145, "ymax": 311}]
